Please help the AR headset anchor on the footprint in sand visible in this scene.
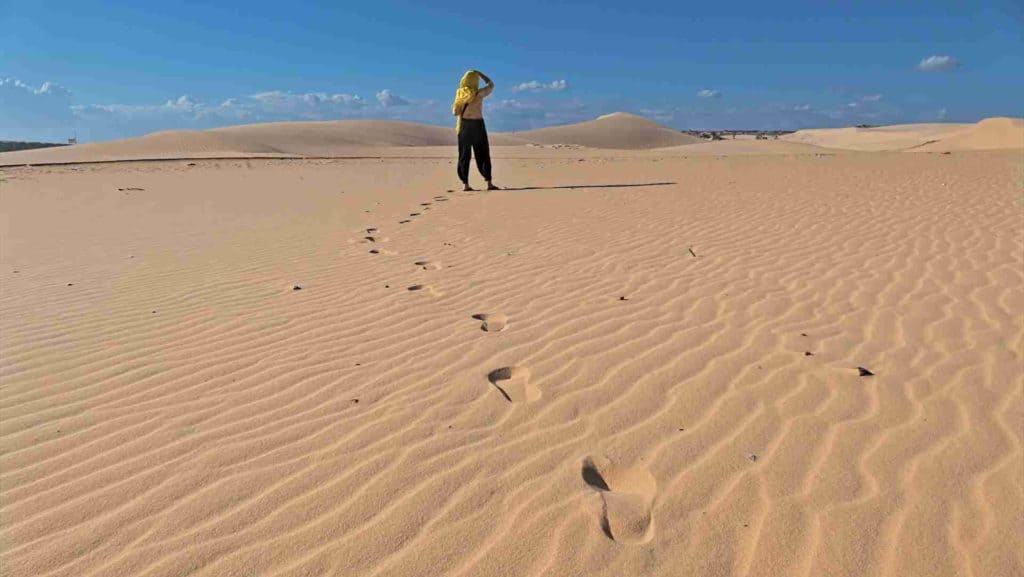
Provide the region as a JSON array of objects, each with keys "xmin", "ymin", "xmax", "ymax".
[
  {"xmin": 407, "ymin": 284, "xmax": 441, "ymax": 296},
  {"xmin": 399, "ymin": 220, "xmax": 411, "ymax": 224},
  {"xmin": 366, "ymin": 227, "xmax": 378, "ymax": 234},
  {"xmin": 420, "ymin": 202, "xmax": 432, "ymax": 206},
  {"xmin": 364, "ymin": 235, "xmax": 389, "ymax": 243},
  {"xmin": 370, "ymin": 248, "xmax": 396, "ymax": 255},
  {"xmin": 414, "ymin": 260, "xmax": 442, "ymax": 270},
  {"xmin": 581, "ymin": 455, "xmax": 657, "ymax": 544},
  {"xmin": 487, "ymin": 366, "xmax": 539, "ymax": 402},
  {"xmin": 472, "ymin": 313, "xmax": 507, "ymax": 332},
  {"xmin": 409, "ymin": 212, "xmax": 421, "ymax": 217}
]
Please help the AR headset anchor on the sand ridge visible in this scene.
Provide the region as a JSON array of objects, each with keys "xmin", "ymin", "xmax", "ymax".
[
  {"xmin": 783, "ymin": 117, "xmax": 1023, "ymax": 152},
  {"xmin": 1, "ymin": 150, "xmax": 1022, "ymax": 576},
  {"xmin": 0, "ymin": 113, "xmax": 704, "ymax": 166},
  {"xmin": 512, "ymin": 112, "xmax": 702, "ymax": 149},
  {"xmin": 3, "ymin": 115, "xmax": 1019, "ymax": 167}
]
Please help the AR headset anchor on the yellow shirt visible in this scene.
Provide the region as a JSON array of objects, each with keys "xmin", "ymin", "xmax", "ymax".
[{"xmin": 457, "ymin": 81, "xmax": 493, "ymax": 119}]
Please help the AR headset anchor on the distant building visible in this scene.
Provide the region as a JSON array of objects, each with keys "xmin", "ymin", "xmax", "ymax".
[{"xmin": 68, "ymin": 137, "xmax": 78, "ymax": 145}]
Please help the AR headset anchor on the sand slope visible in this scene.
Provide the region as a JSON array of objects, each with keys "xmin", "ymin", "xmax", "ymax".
[
  {"xmin": 783, "ymin": 117, "xmax": 1022, "ymax": 152},
  {"xmin": 210, "ymin": 119, "xmax": 528, "ymax": 151},
  {"xmin": 3, "ymin": 115, "xmax": 1019, "ymax": 167},
  {"xmin": 0, "ymin": 120, "xmax": 527, "ymax": 165},
  {"xmin": 782, "ymin": 123, "xmax": 969, "ymax": 151},
  {"xmin": 513, "ymin": 112, "xmax": 701, "ymax": 149},
  {"xmin": 913, "ymin": 117, "xmax": 1024, "ymax": 152},
  {"xmin": 0, "ymin": 113, "xmax": 697, "ymax": 166},
  {"xmin": 1, "ymin": 150, "xmax": 1021, "ymax": 576}
]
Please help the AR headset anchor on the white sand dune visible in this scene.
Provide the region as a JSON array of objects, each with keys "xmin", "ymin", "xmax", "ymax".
[
  {"xmin": 1, "ymin": 147, "xmax": 1021, "ymax": 576},
  {"xmin": 5, "ymin": 114, "xmax": 1018, "ymax": 167},
  {"xmin": 513, "ymin": 112, "xmax": 701, "ymax": 149},
  {"xmin": 783, "ymin": 117, "xmax": 1022, "ymax": 152},
  {"xmin": 0, "ymin": 113, "xmax": 694, "ymax": 166},
  {"xmin": 782, "ymin": 123, "xmax": 969, "ymax": 151},
  {"xmin": 210, "ymin": 119, "xmax": 529, "ymax": 151},
  {"xmin": 0, "ymin": 120, "xmax": 526, "ymax": 165},
  {"xmin": 913, "ymin": 117, "xmax": 1024, "ymax": 151}
]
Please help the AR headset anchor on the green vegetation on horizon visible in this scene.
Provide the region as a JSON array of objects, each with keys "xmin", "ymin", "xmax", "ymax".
[{"xmin": 0, "ymin": 141, "xmax": 68, "ymax": 153}]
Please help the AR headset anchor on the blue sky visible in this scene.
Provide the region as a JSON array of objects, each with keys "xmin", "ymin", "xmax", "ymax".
[{"xmin": 2, "ymin": 0, "xmax": 1021, "ymax": 141}]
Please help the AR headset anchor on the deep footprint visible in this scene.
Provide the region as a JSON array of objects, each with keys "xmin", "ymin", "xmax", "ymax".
[
  {"xmin": 472, "ymin": 313, "xmax": 507, "ymax": 332},
  {"xmin": 581, "ymin": 456, "xmax": 656, "ymax": 544},
  {"xmin": 369, "ymin": 248, "xmax": 396, "ymax": 255},
  {"xmin": 407, "ymin": 284, "xmax": 441, "ymax": 296},
  {"xmin": 415, "ymin": 260, "xmax": 442, "ymax": 270},
  {"xmin": 487, "ymin": 366, "xmax": 539, "ymax": 402}
]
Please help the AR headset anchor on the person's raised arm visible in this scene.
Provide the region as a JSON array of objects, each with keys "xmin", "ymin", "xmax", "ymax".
[{"xmin": 477, "ymin": 71, "xmax": 494, "ymax": 97}]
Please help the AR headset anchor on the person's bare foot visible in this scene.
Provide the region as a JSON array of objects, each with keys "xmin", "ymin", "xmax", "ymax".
[
  {"xmin": 487, "ymin": 182, "xmax": 500, "ymax": 190},
  {"xmin": 462, "ymin": 183, "xmax": 474, "ymax": 191}
]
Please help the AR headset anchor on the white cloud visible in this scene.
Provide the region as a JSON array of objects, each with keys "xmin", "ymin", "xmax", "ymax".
[
  {"xmin": 511, "ymin": 79, "xmax": 568, "ymax": 93},
  {"xmin": 791, "ymin": 104, "xmax": 811, "ymax": 111},
  {"xmin": 861, "ymin": 94, "xmax": 882, "ymax": 102},
  {"xmin": 696, "ymin": 89, "xmax": 721, "ymax": 99},
  {"xmin": 164, "ymin": 95, "xmax": 200, "ymax": 112},
  {"xmin": 937, "ymin": 107, "xmax": 948, "ymax": 120},
  {"xmin": 37, "ymin": 81, "xmax": 73, "ymax": 98},
  {"xmin": 1, "ymin": 77, "xmax": 72, "ymax": 97},
  {"xmin": 375, "ymin": 89, "xmax": 409, "ymax": 107},
  {"xmin": 249, "ymin": 90, "xmax": 365, "ymax": 114},
  {"xmin": 0, "ymin": 78, "xmax": 76, "ymax": 141},
  {"xmin": 918, "ymin": 55, "xmax": 957, "ymax": 72}
]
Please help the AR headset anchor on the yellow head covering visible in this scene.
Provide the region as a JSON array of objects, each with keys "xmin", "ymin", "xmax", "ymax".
[{"xmin": 452, "ymin": 70, "xmax": 480, "ymax": 132}]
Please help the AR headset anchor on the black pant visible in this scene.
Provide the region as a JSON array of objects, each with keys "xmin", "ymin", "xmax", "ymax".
[{"xmin": 457, "ymin": 119, "xmax": 492, "ymax": 183}]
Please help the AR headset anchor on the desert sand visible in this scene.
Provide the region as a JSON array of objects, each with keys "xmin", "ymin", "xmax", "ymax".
[
  {"xmin": 512, "ymin": 113, "xmax": 702, "ymax": 149},
  {"xmin": 1, "ymin": 114, "xmax": 1022, "ymax": 577},
  {"xmin": 0, "ymin": 113, "xmax": 689, "ymax": 166},
  {"xmin": 783, "ymin": 117, "xmax": 1023, "ymax": 152}
]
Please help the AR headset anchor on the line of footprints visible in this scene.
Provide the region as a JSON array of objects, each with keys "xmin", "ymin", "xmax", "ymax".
[{"xmin": 358, "ymin": 191, "xmax": 655, "ymax": 545}]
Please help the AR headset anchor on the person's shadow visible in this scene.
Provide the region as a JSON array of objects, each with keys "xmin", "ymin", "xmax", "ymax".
[{"xmin": 498, "ymin": 181, "xmax": 675, "ymax": 191}]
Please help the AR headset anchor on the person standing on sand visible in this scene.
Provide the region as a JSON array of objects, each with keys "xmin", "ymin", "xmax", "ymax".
[{"xmin": 452, "ymin": 70, "xmax": 499, "ymax": 191}]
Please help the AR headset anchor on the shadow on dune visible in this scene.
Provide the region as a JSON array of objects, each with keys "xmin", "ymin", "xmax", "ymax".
[{"xmin": 498, "ymin": 181, "xmax": 676, "ymax": 191}]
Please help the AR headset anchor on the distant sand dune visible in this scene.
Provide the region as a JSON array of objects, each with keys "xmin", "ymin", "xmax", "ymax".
[
  {"xmin": 0, "ymin": 113, "xmax": 699, "ymax": 166},
  {"xmin": 783, "ymin": 117, "xmax": 1022, "ymax": 152},
  {"xmin": 913, "ymin": 117, "xmax": 1023, "ymax": 151},
  {"xmin": 0, "ymin": 120, "xmax": 523, "ymax": 165},
  {"xmin": 3, "ymin": 114, "xmax": 1019, "ymax": 167},
  {"xmin": 4, "ymin": 113, "xmax": 1022, "ymax": 168},
  {"xmin": 512, "ymin": 112, "xmax": 702, "ymax": 149}
]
